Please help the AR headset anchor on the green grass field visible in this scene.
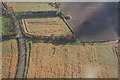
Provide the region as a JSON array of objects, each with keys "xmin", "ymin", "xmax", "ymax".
[
  {"xmin": 2, "ymin": 14, "xmax": 18, "ymax": 36},
  {"xmin": 7, "ymin": 2, "xmax": 56, "ymax": 12}
]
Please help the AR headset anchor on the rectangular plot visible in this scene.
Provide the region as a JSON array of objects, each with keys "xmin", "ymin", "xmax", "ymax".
[
  {"xmin": 22, "ymin": 17, "xmax": 73, "ymax": 37},
  {"xmin": 7, "ymin": 2, "xmax": 56, "ymax": 12},
  {"xmin": 27, "ymin": 43, "xmax": 118, "ymax": 78}
]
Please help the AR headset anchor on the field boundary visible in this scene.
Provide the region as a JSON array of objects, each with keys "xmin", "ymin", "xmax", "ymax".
[
  {"xmin": 14, "ymin": 38, "xmax": 21, "ymax": 78},
  {"xmin": 60, "ymin": 16, "xmax": 75, "ymax": 35},
  {"xmin": 21, "ymin": 16, "xmax": 74, "ymax": 41},
  {"xmin": 24, "ymin": 40, "xmax": 31, "ymax": 78},
  {"xmin": 22, "ymin": 19, "xmax": 29, "ymax": 33}
]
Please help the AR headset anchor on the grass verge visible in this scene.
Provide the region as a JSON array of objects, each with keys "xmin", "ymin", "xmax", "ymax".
[
  {"xmin": 24, "ymin": 40, "xmax": 31, "ymax": 78},
  {"xmin": 31, "ymin": 39, "xmax": 84, "ymax": 46}
]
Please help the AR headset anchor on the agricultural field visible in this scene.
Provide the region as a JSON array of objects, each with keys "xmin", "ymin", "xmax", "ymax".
[
  {"xmin": 22, "ymin": 17, "xmax": 73, "ymax": 39},
  {"xmin": 2, "ymin": 14, "xmax": 18, "ymax": 36},
  {"xmin": 2, "ymin": 39, "xmax": 18, "ymax": 78},
  {"xmin": 6, "ymin": 2, "xmax": 56, "ymax": 12},
  {"xmin": 27, "ymin": 42, "xmax": 118, "ymax": 78}
]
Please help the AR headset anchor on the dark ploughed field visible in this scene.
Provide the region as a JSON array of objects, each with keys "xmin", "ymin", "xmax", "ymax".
[{"xmin": 60, "ymin": 2, "xmax": 118, "ymax": 42}]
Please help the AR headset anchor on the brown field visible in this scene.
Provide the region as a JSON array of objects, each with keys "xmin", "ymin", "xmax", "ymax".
[
  {"xmin": 27, "ymin": 42, "xmax": 118, "ymax": 78},
  {"xmin": 6, "ymin": 2, "xmax": 56, "ymax": 12},
  {"xmin": 2, "ymin": 40, "xmax": 18, "ymax": 78},
  {"xmin": 22, "ymin": 17, "xmax": 73, "ymax": 38}
]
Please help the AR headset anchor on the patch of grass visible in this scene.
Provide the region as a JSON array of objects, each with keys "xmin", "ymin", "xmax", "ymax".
[
  {"xmin": 2, "ymin": 38, "xmax": 16, "ymax": 42},
  {"xmin": 24, "ymin": 40, "xmax": 31, "ymax": 77},
  {"xmin": 2, "ymin": 14, "xmax": 18, "ymax": 36},
  {"xmin": 31, "ymin": 39, "xmax": 84, "ymax": 46},
  {"xmin": 66, "ymin": 42, "xmax": 84, "ymax": 46},
  {"xmin": 9, "ymin": 2, "xmax": 56, "ymax": 12},
  {"xmin": 16, "ymin": 32, "xmax": 21, "ymax": 37}
]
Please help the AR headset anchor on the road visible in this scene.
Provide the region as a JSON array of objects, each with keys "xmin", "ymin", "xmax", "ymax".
[{"xmin": 14, "ymin": 17, "xmax": 26, "ymax": 79}]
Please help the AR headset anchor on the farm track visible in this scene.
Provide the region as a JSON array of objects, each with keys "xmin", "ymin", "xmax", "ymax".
[{"xmin": 14, "ymin": 16, "xmax": 26, "ymax": 78}]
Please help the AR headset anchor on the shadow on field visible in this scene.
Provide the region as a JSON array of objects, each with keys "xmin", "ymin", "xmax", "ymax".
[{"xmin": 20, "ymin": 14, "xmax": 59, "ymax": 19}]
